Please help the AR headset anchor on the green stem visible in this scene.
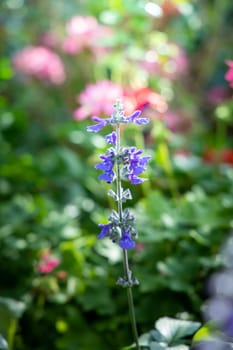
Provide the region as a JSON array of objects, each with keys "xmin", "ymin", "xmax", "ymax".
[
  {"xmin": 116, "ymin": 124, "xmax": 140, "ymax": 350},
  {"xmin": 8, "ymin": 318, "xmax": 17, "ymax": 350},
  {"xmin": 158, "ymin": 141, "xmax": 179, "ymax": 201},
  {"xmin": 216, "ymin": 119, "xmax": 227, "ymax": 148}
]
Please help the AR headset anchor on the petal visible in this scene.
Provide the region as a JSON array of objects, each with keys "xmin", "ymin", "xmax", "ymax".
[
  {"xmin": 105, "ymin": 131, "xmax": 117, "ymax": 146},
  {"xmin": 128, "ymin": 174, "xmax": 146, "ymax": 184},
  {"xmin": 135, "ymin": 117, "xmax": 150, "ymax": 125},
  {"xmin": 98, "ymin": 172, "xmax": 115, "ymax": 183},
  {"xmin": 128, "ymin": 110, "xmax": 141, "ymax": 122},
  {"xmin": 86, "ymin": 123, "xmax": 104, "ymax": 133},
  {"xmin": 98, "ymin": 223, "xmax": 111, "ymax": 239},
  {"xmin": 119, "ymin": 232, "xmax": 136, "ymax": 249}
]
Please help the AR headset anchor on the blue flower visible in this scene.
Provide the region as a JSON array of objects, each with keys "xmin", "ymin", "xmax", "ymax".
[
  {"xmin": 98, "ymin": 223, "xmax": 112, "ymax": 239},
  {"xmin": 87, "ymin": 116, "xmax": 109, "ymax": 133},
  {"xmin": 122, "ymin": 147, "xmax": 151, "ymax": 184},
  {"xmin": 127, "ymin": 174, "xmax": 146, "ymax": 184},
  {"xmin": 87, "ymin": 108, "xmax": 149, "ymax": 133},
  {"xmin": 105, "ymin": 131, "xmax": 117, "ymax": 146},
  {"xmin": 128, "ymin": 110, "xmax": 149, "ymax": 125},
  {"xmin": 95, "ymin": 149, "xmax": 116, "ymax": 183},
  {"xmin": 119, "ymin": 230, "xmax": 136, "ymax": 249}
]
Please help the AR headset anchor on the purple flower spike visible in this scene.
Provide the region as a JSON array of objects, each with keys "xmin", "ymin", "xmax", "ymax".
[
  {"xmin": 87, "ymin": 116, "xmax": 109, "ymax": 133},
  {"xmin": 98, "ymin": 223, "xmax": 112, "ymax": 239},
  {"xmin": 119, "ymin": 231, "xmax": 136, "ymax": 249},
  {"xmin": 105, "ymin": 131, "xmax": 117, "ymax": 146},
  {"xmin": 122, "ymin": 147, "xmax": 151, "ymax": 184}
]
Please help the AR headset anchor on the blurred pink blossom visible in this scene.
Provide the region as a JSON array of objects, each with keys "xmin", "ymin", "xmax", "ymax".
[
  {"xmin": 206, "ymin": 85, "xmax": 230, "ymax": 105},
  {"xmin": 169, "ymin": 45, "xmax": 188, "ymax": 77},
  {"xmin": 12, "ymin": 46, "xmax": 66, "ymax": 85},
  {"xmin": 74, "ymin": 82, "xmax": 168, "ymax": 119},
  {"xmin": 163, "ymin": 109, "xmax": 192, "ymax": 133},
  {"xmin": 39, "ymin": 32, "xmax": 58, "ymax": 49},
  {"xmin": 225, "ymin": 60, "xmax": 233, "ymax": 88},
  {"xmin": 124, "ymin": 87, "xmax": 168, "ymax": 114},
  {"xmin": 140, "ymin": 45, "xmax": 188, "ymax": 79},
  {"xmin": 37, "ymin": 250, "xmax": 60, "ymax": 274},
  {"xmin": 73, "ymin": 80, "xmax": 124, "ymax": 119},
  {"xmin": 62, "ymin": 16, "xmax": 112, "ymax": 56}
]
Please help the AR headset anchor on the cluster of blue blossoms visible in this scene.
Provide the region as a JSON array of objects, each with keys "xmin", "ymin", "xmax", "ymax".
[{"xmin": 87, "ymin": 100, "xmax": 151, "ymax": 250}]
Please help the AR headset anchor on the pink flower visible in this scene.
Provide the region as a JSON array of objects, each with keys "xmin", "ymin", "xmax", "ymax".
[
  {"xmin": 73, "ymin": 80, "xmax": 124, "ymax": 119},
  {"xmin": 74, "ymin": 82, "xmax": 168, "ymax": 120},
  {"xmin": 163, "ymin": 110, "xmax": 192, "ymax": 133},
  {"xmin": 12, "ymin": 46, "xmax": 66, "ymax": 85},
  {"xmin": 139, "ymin": 44, "xmax": 188, "ymax": 79},
  {"xmin": 37, "ymin": 250, "xmax": 60, "ymax": 274},
  {"xmin": 124, "ymin": 87, "xmax": 168, "ymax": 114},
  {"xmin": 206, "ymin": 85, "xmax": 230, "ymax": 105},
  {"xmin": 225, "ymin": 60, "xmax": 233, "ymax": 88},
  {"xmin": 39, "ymin": 32, "xmax": 58, "ymax": 49},
  {"xmin": 66, "ymin": 15, "xmax": 98, "ymax": 36},
  {"xmin": 62, "ymin": 16, "xmax": 112, "ymax": 56}
]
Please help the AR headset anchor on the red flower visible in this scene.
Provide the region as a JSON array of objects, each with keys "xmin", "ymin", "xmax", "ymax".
[
  {"xmin": 161, "ymin": 0, "xmax": 180, "ymax": 17},
  {"xmin": 222, "ymin": 149, "xmax": 233, "ymax": 165},
  {"xmin": 124, "ymin": 87, "xmax": 168, "ymax": 114},
  {"xmin": 203, "ymin": 149, "xmax": 233, "ymax": 165}
]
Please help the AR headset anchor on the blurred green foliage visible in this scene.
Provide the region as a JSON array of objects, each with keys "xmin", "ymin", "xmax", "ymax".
[{"xmin": 0, "ymin": 0, "xmax": 233, "ymax": 349}]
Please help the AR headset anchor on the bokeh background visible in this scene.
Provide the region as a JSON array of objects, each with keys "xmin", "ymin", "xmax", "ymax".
[{"xmin": 1, "ymin": 0, "xmax": 233, "ymax": 349}]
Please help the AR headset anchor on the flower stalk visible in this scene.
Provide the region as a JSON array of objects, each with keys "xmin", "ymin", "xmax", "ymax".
[
  {"xmin": 116, "ymin": 123, "xmax": 140, "ymax": 350},
  {"xmin": 87, "ymin": 99, "xmax": 151, "ymax": 349}
]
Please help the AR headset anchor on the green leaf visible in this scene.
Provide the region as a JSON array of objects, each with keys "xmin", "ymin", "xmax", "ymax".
[
  {"xmin": 150, "ymin": 342, "xmax": 166, "ymax": 350},
  {"xmin": 0, "ymin": 297, "xmax": 26, "ymax": 319},
  {"xmin": 0, "ymin": 335, "xmax": 8, "ymax": 349},
  {"xmin": 139, "ymin": 332, "xmax": 150, "ymax": 347},
  {"xmin": 155, "ymin": 317, "xmax": 201, "ymax": 345},
  {"xmin": 149, "ymin": 330, "xmax": 166, "ymax": 343}
]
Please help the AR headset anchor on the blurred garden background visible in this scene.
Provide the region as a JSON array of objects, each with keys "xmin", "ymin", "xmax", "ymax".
[{"xmin": 1, "ymin": 0, "xmax": 233, "ymax": 349}]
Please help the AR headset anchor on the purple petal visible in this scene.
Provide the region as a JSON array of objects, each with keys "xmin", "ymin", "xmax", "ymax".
[
  {"xmin": 98, "ymin": 172, "xmax": 115, "ymax": 183},
  {"xmin": 86, "ymin": 123, "xmax": 104, "ymax": 133},
  {"xmin": 98, "ymin": 223, "xmax": 111, "ymax": 239},
  {"xmin": 128, "ymin": 174, "xmax": 146, "ymax": 184},
  {"xmin": 135, "ymin": 117, "xmax": 150, "ymax": 125},
  {"xmin": 87, "ymin": 116, "xmax": 109, "ymax": 133},
  {"xmin": 130, "ymin": 166, "xmax": 145, "ymax": 175},
  {"xmin": 105, "ymin": 131, "xmax": 117, "ymax": 146},
  {"xmin": 128, "ymin": 110, "xmax": 141, "ymax": 122},
  {"xmin": 119, "ymin": 232, "xmax": 136, "ymax": 250},
  {"xmin": 95, "ymin": 160, "xmax": 113, "ymax": 171},
  {"xmin": 92, "ymin": 116, "xmax": 104, "ymax": 123}
]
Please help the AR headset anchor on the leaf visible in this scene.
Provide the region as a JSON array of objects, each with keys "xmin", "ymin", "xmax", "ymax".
[
  {"xmin": 150, "ymin": 342, "xmax": 166, "ymax": 350},
  {"xmin": 0, "ymin": 335, "xmax": 8, "ymax": 349},
  {"xmin": 168, "ymin": 346, "xmax": 189, "ymax": 350},
  {"xmin": 139, "ymin": 332, "xmax": 150, "ymax": 347},
  {"xmin": 155, "ymin": 317, "xmax": 201, "ymax": 345},
  {"xmin": 0, "ymin": 297, "xmax": 26, "ymax": 319},
  {"xmin": 149, "ymin": 329, "xmax": 166, "ymax": 342}
]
